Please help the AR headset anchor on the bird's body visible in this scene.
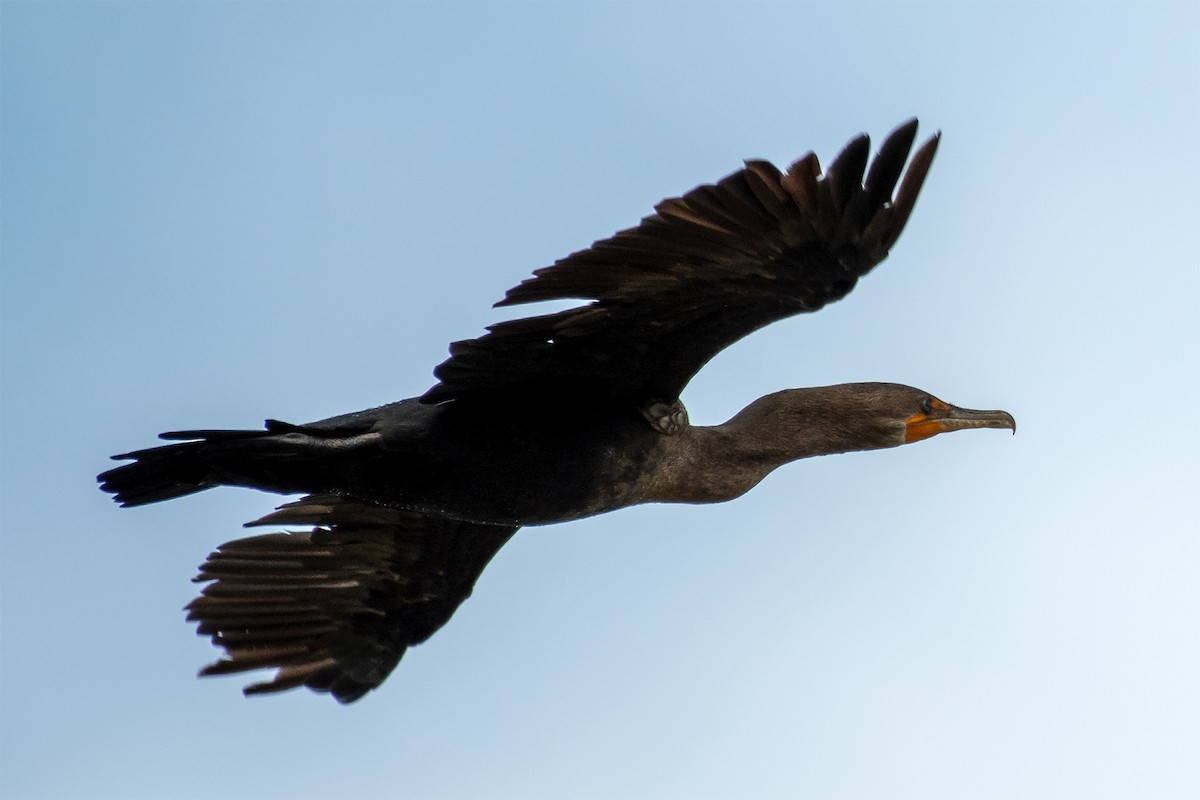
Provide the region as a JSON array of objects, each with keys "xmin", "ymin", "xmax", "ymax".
[
  {"xmin": 100, "ymin": 120, "xmax": 1015, "ymax": 703},
  {"xmin": 148, "ymin": 396, "xmax": 660, "ymax": 525}
]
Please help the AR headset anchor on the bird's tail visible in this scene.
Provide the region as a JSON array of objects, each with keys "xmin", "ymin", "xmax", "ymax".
[{"xmin": 98, "ymin": 419, "xmax": 370, "ymax": 507}]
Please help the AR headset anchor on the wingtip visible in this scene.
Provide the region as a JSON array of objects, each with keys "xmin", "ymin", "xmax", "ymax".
[
  {"xmin": 892, "ymin": 117, "xmax": 920, "ymax": 137},
  {"xmin": 876, "ymin": 132, "xmax": 939, "ymax": 250}
]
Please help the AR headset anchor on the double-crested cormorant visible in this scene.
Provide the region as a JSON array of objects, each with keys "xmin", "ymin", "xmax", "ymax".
[{"xmin": 99, "ymin": 119, "xmax": 1014, "ymax": 704}]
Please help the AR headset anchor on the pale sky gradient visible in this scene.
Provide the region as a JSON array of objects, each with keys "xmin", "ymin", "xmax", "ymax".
[{"xmin": 2, "ymin": 2, "xmax": 1198, "ymax": 799}]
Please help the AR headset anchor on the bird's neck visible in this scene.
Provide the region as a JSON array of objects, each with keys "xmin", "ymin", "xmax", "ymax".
[{"xmin": 642, "ymin": 388, "xmax": 901, "ymax": 505}]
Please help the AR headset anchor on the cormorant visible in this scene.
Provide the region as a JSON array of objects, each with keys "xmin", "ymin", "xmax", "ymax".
[{"xmin": 99, "ymin": 119, "xmax": 1015, "ymax": 704}]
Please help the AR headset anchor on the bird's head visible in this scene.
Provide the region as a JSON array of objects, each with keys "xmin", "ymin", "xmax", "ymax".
[
  {"xmin": 826, "ymin": 382, "xmax": 1016, "ymax": 451},
  {"xmin": 731, "ymin": 383, "xmax": 1015, "ymax": 460}
]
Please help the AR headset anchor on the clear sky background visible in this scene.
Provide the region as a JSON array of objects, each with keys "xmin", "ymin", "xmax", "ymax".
[{"xmin": 2, "ymin": 2, "xmax": 1198, "ymax": 798}]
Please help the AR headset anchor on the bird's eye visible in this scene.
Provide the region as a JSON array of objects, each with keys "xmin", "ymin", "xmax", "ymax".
[{"xmin": 921, "ymin": 398, "xmax": 933, "ymax": 414}]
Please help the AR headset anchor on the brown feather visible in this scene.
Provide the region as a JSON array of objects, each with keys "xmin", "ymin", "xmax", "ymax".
[
  {"xmin": 424, "ymin": 122, "xmax": 938, "ymax": 405},
  {"xmin": 187, "ymin": 494, "xmax": 517, "ymax": 703}
]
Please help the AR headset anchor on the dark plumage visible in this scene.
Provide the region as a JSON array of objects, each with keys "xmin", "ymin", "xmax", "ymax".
[{"xmin": 99, "ymin": 119, "xmax": 1014, "ymax": 704}]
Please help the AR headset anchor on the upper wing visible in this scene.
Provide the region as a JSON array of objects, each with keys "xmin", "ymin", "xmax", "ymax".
[
  {"xmin": 187, "ymin": 494, "xmax": 518, "ymax": 704},
  {"xmin": 423, "ymin": 119, "xmax": 939, "ymax": 406}
]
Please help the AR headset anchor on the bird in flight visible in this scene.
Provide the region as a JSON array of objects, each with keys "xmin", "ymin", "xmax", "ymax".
[{"xmin": 99, "ymin": 119, "xmax": 1014, "ymax": 704}]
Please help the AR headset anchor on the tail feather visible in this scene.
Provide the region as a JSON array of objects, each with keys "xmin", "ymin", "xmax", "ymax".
[
  {"xmin": 101, "ymin": 402, "xmax": 419, "ymax": 509},
  {"xmin": 99, "ymin": 439, "xmax": 217, "ymax": 507},
  {"xmin": 157, "ymin": 428, "xmax": 275, "ymax": 442},
  {"xmin": 99, "ymin": 427, "xmax": 281, "ymax": 508}
]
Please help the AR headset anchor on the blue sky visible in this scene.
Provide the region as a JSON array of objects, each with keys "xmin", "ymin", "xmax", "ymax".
[{"xmin": 2, "ymin": 2, "xmax": 1198, "ymax": 798}]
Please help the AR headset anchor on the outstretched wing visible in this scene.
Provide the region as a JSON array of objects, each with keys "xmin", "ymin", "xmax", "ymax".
[
  {"xmin": 423, "ymin": 119, "xmax": 939, "ymax": 406},
  {"xmin": 187, "ymin": 494, "xmax": 518, "ymax": 703}
]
